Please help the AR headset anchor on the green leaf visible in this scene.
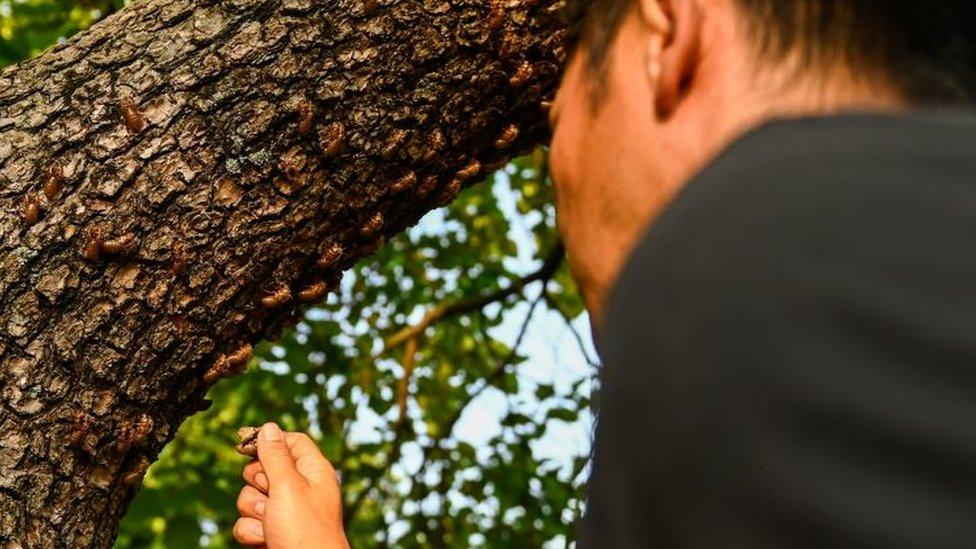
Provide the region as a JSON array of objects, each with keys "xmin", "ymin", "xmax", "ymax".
[{"xmin": 546, "ymin": 408, "xmax": 579, "ymax": 423}]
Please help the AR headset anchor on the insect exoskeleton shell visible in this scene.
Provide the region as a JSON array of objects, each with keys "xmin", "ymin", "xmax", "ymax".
[
  {"xmin": 42, "ymin": 164, "xmax": 64, "ymax": 200},
  {"xmin": 123, "ymin": 456, "xmax": 150, "ymax": 486},
  {"xmin": 360, "ymin": 212, "xmax": 384, "ymax": 237},
  {"xmin": 320, "ymin": 122, "xmax": 347, "ymax": 159},
  {"xmin": 297, "ymin": 101, "xmax": 315, "ymax": 136},
  {"xmin": 260, "ymin": 285, "xmax": 293, "ymax": 309},
  {"xmin": 101, "ymin": 232, "xmax": 137, "ymax": 256},
  {"xmin": 21, "ymin": 195, "xmax": 40, "ymax": 225},
  {"xmin": 316, "ymin": 243, "xmax": 344, "ymax": 269},
  {"xmin": 83, "ymin": 226, "xmax": 104, "ymax": 261},
  {"xmin": 495, "ymin": 124, "xmax": 520, "ymax": 150},
  {"xmin": 120, "ymin": 97, "xmax": 146, "ymax": 134},
  {"xmin": 390, "ymin": 171, "xmax": 417, "ymax": 194},
  {"xmin": 509, "ymin": 62, "xmax": 534, "ymax": 87},
  {"xmin": 456, "ymin": 160, "xmax": 483, "ymax": 182},
  {"xmin": 299, "ymin": 280, "xmax": 329, "ymax": 303}
]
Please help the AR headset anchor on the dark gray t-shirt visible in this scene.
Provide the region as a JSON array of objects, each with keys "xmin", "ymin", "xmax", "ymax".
[{"xmin": 582, "ymin": 112, "xmax": 976, "ymax": 548}]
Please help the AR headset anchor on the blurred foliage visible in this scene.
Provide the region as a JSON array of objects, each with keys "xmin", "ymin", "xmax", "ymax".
[
  {"xmin": 0, "ymin": 0, "xmax": 126, "ymax": 65},
  {"xmin": 2, "ymin": 4, "xmax": 596, "ymax": 547}
]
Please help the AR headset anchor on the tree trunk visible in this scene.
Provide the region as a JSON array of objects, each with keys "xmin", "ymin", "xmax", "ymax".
[{"xmin": 0, "ymin": 0, "xmax": 573, "ymax": 544}]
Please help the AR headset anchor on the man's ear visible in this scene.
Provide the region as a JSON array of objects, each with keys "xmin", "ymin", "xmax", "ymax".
[{"xmin": 636, "ymin": 0, "xmax": 703, "ymax": 119}]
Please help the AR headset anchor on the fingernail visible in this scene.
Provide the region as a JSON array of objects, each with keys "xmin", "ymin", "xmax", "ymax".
[
  {"xmin": 255, "ymin": 501, "xmax": 265, "ymax": 518},
  {"xmin": 261, "ymin": 422, "xmax": 282, "ymax": 441},
  {"xmin": 255, "ymin": 472, "xmax": 269, "ymax": 491},
  {"xmin": 250, "ymin": 522, "xmax": 265, "ymax": 539}
]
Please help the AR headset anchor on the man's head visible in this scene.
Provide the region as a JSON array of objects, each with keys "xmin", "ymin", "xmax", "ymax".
[{"xmin": 549, "ymin": 0, "xmax": 975, "ymax": 326}]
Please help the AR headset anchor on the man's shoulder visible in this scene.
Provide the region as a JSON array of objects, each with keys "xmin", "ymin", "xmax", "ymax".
[
  {"xmin": 716, "ymin": 109, "xmax": 976, "ymax": 175},
  {"xmin": 630, "ymin": 109, "xmax": 976, "ymax": 263},
  {"xmin": 605, "ymin": 110, "xmax": 976, "ymax": 341},
  {"xmin": 677, "ymin": 110, "xmax": 976, "ymax": 227}
]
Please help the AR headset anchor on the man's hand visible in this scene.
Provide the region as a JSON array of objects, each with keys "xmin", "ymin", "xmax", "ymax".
[{"xmin": 234, "ymin": 423, "xmax": 350, "ymax": 548}]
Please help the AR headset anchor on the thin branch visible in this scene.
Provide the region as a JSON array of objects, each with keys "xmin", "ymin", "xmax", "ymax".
[
  {"xmin": 382, "ymin": 242, "xmax": 564, "ymax": 353},
  {"xmin": 392, "ymin": 290, "xmax": 548, "ymax": 532},
  {"xmin": 394, "ymin": 336, "xmax": 419, "ymax": 430},
  {"xmin": 414, "ymin": 289, "xmax": 546, "ymax": 477},
  {"xmin": 347, "ymin": 335, "xmax": 417, "ymax": 514},
  {"xmin": 342, "ymin": 244, "xmax": 564, "ymax": 522},
  {"xmin": 438, "ymin": 289, "xmax": 545, "ymax": 433},
  {"xmin": 344, "ymin": 277, "xmax": 552, "ymax": 527},
  {"xmin": 344, "ymin": 164, "xmax": 567, "ymax": 530},
  {"xmin": 544, "ymin": 292, "xmax": 600, "ymax": 369}
]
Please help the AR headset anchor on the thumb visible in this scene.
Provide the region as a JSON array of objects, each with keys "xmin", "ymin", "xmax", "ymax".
[{"xmin": 256, "ymin": 423, "xmax": 302, "ymax": 494}]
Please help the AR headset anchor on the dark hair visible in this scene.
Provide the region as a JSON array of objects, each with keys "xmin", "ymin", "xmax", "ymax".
[{"xmin": 573, "ymin": 0, "xmax": 976, "ymax": 103}]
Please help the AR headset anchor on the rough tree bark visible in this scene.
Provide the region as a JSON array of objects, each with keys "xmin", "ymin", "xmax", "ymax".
[{"xmin": 0, "ymin": 0, "xmax": 575, "ymax": 545}]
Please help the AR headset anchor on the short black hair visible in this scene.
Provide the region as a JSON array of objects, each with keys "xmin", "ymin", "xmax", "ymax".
[{"xmin": 572, "ymin": 0, "xmax": 976, "ymax": 103}]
